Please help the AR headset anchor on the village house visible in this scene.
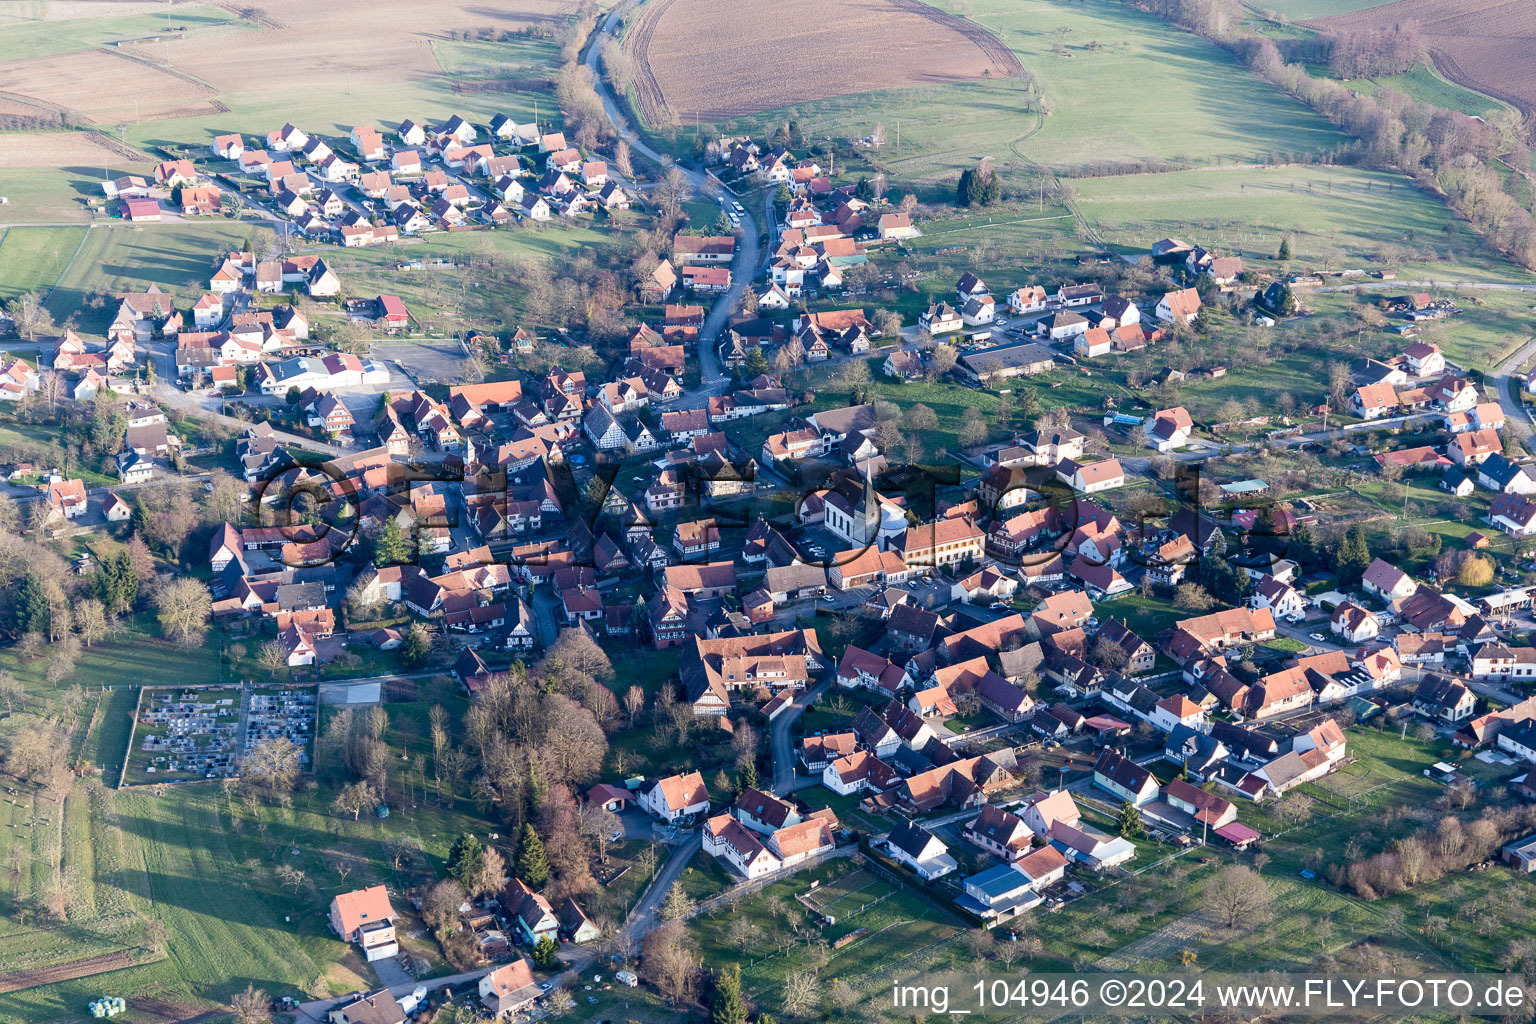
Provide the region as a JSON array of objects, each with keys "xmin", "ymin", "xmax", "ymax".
[
  {"xmin": 1143, "ymin": 407, "xmax": 1194, "ymax": 452},
  {"xmin": 884, "ymin": 820, "xmax": 957, "ymax": 880},
  {"xmin": 637, "ymin": 771, "xmax": 709, "ymax": 822},
  {"xmin": 1156, "ymin": 287, "xmax": 1201, "ymax": 324},
  {"xmin": 1093, "ymin": 749, "xmax": 1159, "ymax": 805},
  {"xmin": 328, "ymin": 885, "xmax": 397, "ymax": 962},
  {"xmin": 479, "ymin": 960, "xmax": 542, "ymax": 1017}
]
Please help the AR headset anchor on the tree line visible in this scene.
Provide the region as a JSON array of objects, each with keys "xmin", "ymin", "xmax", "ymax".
[{"xmin": 1139, "ymin": 0, "xmax": 1536, "ymax": 269}]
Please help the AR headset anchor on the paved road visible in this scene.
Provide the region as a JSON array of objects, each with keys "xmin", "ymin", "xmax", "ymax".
[
  {"xmin": 530, "ymin": 587, "xmax": 563, "ymax": 646},
  {"xmin": 1273, "ymin": 618, "xmax": 1344, "ymax": 653},
  {"xmin": 768, "ymin": 680, "xmax": 829, "ymax": 795},
  {"xmin": 582, "ymin": 4, "xmax": 759, "ymax": 387},
  {"xmin": 1490, "ymin": 335, "xmax": 1536, "ymax": 440},
  {"xmin": 620, "ymin": 831, "xmax": 701, "ymax": 945}
]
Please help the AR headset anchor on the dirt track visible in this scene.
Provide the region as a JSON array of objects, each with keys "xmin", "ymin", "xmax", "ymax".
[{"xmin": 0, "ymin": 949, "xmax": 141, "ymax": 994}]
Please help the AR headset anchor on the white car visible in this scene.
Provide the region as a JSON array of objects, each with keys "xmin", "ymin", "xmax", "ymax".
[{"xmin": 1309, "ymin": 632, "xmax": 1326, "ymax": 642}]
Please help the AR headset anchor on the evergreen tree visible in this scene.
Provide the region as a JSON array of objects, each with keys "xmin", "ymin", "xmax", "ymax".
[
  {"xmin": 515, "ymin": 822, "xmax": 549, "ymax": 887},
  {"xmin": 90, "ymin": 551, "xmax": 139, "ymax": 614},
  {"xmin": 711, "ymin": 964, "xmax": 747, "ymax": 1024},
  {"xmin": 1277, "ymin": 237, "xmax": 1292, "ymax": 261},
  {"xmin": 375, "ymin": 519, "xmax": 413, "ymax": 565},
  {"xmin": 981, "ymin": 170, "xmax": 1002, "ymax": 205},
  {"xmin": 854, "ymin": 177, "xmax": 873, "ymax": 201},
  {"xmin": 399, "ymin": 624, "xmax": 430, "ymax": 668},
  {"xmin": 446, "ymin": 833, "xmax": 485, "ymax": 891},
  {"xmin": 1117, "ymin": 801, "xmax": 1143, "ymax": 838},
  {"xmin": 16, "ymin": 573, "xmax": 49, "ymax": 635},
  {"xmin": 532, "ymin": 934, "xmax": 560, "ymax": 970},
  {"xmin": 739, "ymin": 760, "xmax": 758, "ymax": 792},
  {"xmin": 956, "ymin": 168, "xmax": 979, "ymax": 207},
  {"xmin": 1288, "ymin": 521, "xmax": 1317, "ymax": 568},
  {"xmin": 1335, "ymin": 524, "xmax": 1371, "ymax": 586},
  {"xmin": 744, "ymin": 347, "xmax": 769, "ymax": 378},
  {"xmin": 1271, "ymin": 283, "xmax": 1298, "ymax": 316}
]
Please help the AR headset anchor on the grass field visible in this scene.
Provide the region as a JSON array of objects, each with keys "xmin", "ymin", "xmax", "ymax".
[
  {"xmin": 40, "ymin": 221, "xmax": 262, "ymax": 330},
  {"xmin": 0, "ymin": 226, "xmax": 86, "ymax": 302},
  {"xmin": 688, "ymin": 855, "xmax": 967, "ymax": 1008},
  {"xmin": 1247, "ymin": 0, "xmax": 1407, "ymax": 19},
  {"xmin": 321, "ymin": 210, "xmax": 650, "ymax": 332},
  {"xmin": 1305, "ymin": 286, "xmax": 1536, "ymax": 373},
  {"xmin": 1072, "ymin": 164, "xmax": 1532, "ymax": 281},
  {"xmin": 1339, "ymin": 63, "xmax": 1511, "ymax": 118},
  {"xmin": 0, "ymin": 5, "xmax": 242, "ymax": 63},
  {"xmin": 709, "ymin": 0, "xmax": 1346, "ymax": 186}
]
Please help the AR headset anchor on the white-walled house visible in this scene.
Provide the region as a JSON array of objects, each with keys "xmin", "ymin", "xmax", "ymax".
[{"xmin": 637, "ymin": 772, "xmax": 709, "ymax": 822}]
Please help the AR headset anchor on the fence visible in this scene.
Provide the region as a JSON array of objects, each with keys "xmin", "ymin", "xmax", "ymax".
[{"xmin": 684, "ymin": 845, "xmax": 854, "ymax": 921}]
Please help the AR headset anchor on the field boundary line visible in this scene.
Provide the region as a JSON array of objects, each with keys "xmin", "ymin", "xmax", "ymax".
[
  {"xmin": 116, "ymin": 682, "xmax": 146, "ymax": 789},
  {"xmin": 43, "ymin": 225, "xmax": 93, "ymax": 308}
]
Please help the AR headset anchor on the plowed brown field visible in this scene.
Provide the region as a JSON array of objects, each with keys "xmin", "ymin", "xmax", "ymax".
[
  {"xmin": 1313, "ymin": 0, "xmax": 1536, "ymax": 130},
  {"xmin": 0, "ymin": 49, "xmax": 218, "ymax": 123},
  {"xmin": 625, "ymin": 0, "xmax": 1023, "ymax": 124}
]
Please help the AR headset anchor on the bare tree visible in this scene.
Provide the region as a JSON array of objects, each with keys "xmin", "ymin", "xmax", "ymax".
[
  {"xmin": 1204, "ymin": 864, "xmax": 1272, "ymax": 930},
  {"xmin": 256, "ymin": 640, "xmax": 287, "ymax": 677},
  {"xmin": 783, "ymin": 970, "xmax": 820, "ymax": 1015},
  {"xmin": 5, "ymin": 292, "xmax": 55, "ymax": 340},
  {"xmin": 642, "ymin": 921, "xmax": 699, "ymax": 1003},
  {"xmin": 75, "ymin": 599, "xmax": 109, "ymax": 647},
  {"xmin": 230, "ymin": 984, "xmax": 270, "ymax": 1024},
  {"xmin": 331, "ymin": 780, "xmax": 376, "ymax": 820},
  {"xmin": 578, "ymin": 804, "xmax": 623, "ymax": 864},
  {"xmin": 654, "ymin": 165, "xmax": 693, "ymax": 215},
  {"xmin": 244, "ymin": 737, "xmax": 302, "ymax": 796},
  {"xmin": 153, "ymin": 577, "xmax": 212, "ymax": 646}
]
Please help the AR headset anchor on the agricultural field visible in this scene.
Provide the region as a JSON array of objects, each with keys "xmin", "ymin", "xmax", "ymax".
[
  {"xmin": 0, "ymin": 3, "xmax": 242, "ymax": 63},
  {"xmin": 1314, "ymin": 0, "xmax": 1536, "ymax": 127},
  {"xmin": 1071, "ymin": 164, "xmax": 1535, "ymax": 282},
  {"xmin": 686, "ymin": 0, "xmax": 1348, "ymax": 186},
  {"xmin": 624, "ymin": 0, "xmax": 1021, "ymax": 126}
]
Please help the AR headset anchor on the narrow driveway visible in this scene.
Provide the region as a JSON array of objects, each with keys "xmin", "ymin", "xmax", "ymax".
[
  {"xmin": 769, "ymin": 680, "xmax": 829, "ymax": 795},
  {"xmin": 620, "ymin": 831, "xmax": 701, "ymax": 945}
]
